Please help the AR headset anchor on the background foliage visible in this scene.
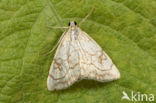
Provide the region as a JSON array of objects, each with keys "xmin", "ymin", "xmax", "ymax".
[{"xmin": 0, "ymin": 0, "xmax": 156, "ymax": 103}]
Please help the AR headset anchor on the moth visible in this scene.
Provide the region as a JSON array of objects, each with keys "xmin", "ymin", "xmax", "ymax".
[{"xmin": 47, "ymin": 9, "xmax": 120, "ymax": 91}]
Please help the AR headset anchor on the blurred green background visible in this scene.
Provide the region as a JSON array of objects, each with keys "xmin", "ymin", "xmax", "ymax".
[{"xmin": 0, "ymin": 0, "xmax": 156, "ymax": 103}]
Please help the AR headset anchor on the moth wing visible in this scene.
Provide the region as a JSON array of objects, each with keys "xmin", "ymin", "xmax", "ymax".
[
  {"xmin": 47, "ymin": 30, "xmax": 81, "ymax": 91},
  {"xmin": 78, "ymin": 28, "xmax": 120, "ymax": 82}
]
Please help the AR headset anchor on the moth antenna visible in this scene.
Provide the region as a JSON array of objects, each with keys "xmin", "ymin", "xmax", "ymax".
[
  {"xmin": 78, "ymin": 8, "xmax": 95, "ymax": 26},
  {"xmin": 47, "ymin": 26, "xmax": 68, "ymax": 29}
]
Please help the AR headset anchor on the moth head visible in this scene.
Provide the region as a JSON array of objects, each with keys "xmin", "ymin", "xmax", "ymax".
[{"xmin": 68, "ymin": 21, "xmax": 77, "ymax": 29}]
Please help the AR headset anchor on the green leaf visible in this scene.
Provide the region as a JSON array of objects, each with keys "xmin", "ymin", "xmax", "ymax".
[{"xmin": 0, "ymin": 0, "xmax": 156, "ymax": 103}]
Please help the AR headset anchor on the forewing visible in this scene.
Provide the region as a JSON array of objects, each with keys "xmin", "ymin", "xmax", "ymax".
[
  {"xmin": 77, "ymin": 28, "xmax": 120, "ymax": 82},
  {"xmin": 47, "ymin": 30, "xmax": 80, "ymax": 91}
]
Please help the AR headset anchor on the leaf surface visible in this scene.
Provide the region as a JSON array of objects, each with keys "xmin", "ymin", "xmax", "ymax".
[{"xmin": 0, "ymin": 0, "xmax": 156, "ymax": 103}]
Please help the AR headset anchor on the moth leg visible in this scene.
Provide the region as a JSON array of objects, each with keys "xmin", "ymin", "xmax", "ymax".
[{"xmin": 45, "ymin": 29, "xmax": 67, "ymax": 55}]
